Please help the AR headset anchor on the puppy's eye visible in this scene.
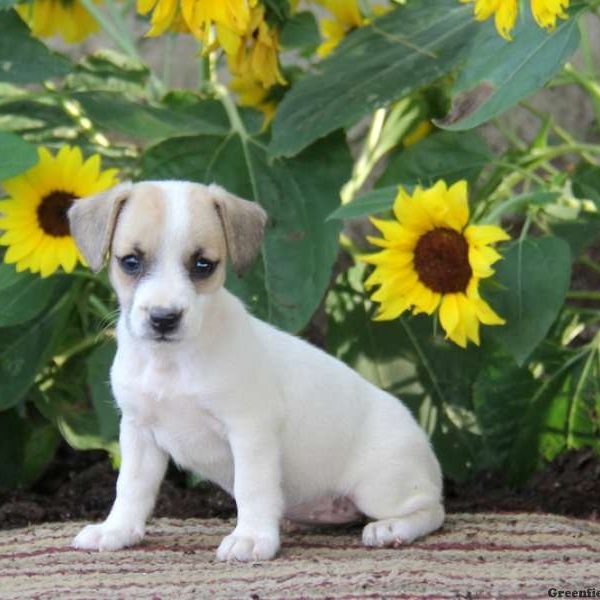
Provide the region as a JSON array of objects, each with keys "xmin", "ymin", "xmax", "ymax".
[
  {"xmin": 119, "ymin": 254, "xmax": 143, "ymax": 275},
  {"xmin": 190, "ymin": 255, "xmax": 217, "ymax": 280}
]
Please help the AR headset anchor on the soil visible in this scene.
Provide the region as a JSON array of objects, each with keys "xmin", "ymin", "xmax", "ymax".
[{"xmin": 0, "ymin": 444, "xmax": 598, "ymax": 531}]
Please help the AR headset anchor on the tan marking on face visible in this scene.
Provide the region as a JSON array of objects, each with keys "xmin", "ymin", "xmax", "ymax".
[
  {"xmin": 187, "ymin": 185, "xmax": 228, "ymax": 292},
  {"xmin": 109, "ymin": 183, "xmax": 166, "ymax": 304}
]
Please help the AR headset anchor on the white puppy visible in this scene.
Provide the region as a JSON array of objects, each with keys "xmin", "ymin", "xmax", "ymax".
[{"xmin": 68, "ymin": 181, "xmax": 444, "ymax": 562}]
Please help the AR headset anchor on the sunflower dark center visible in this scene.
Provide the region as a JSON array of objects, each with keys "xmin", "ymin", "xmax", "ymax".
[
  {"xmin": 37, "ymin": 190, "xmax": 77, "ymax": 237},
  {"xmin": 413, "ymin": 227, "xmax": 472, "ymax": 293}
]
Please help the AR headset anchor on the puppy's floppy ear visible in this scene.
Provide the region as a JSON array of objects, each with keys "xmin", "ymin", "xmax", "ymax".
[
  {"xmin": 210, "ymin": 183, "xmax": 268, "ymax": 276},
  {"xmin": 68, "ymin": 181, "xmax": 133, "ymax": 272}
]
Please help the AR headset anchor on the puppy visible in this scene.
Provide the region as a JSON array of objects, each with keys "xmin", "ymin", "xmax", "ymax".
[{"xmin": 68, "ymin": 181, "xmax": 444, "ymax": 562}]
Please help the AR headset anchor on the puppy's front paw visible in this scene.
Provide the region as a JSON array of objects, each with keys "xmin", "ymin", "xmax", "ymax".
[
  {"xmin": 73, "ymin": 523, "xmax": 144, "ymax": 552},
  {"xmin": 216, "ymin": 532, "xmax": 279, "ymax": 562}
]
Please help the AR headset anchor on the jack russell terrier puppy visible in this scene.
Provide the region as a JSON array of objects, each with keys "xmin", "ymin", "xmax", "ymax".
[{"xmin": 68, "ymin": 181, "xmax": 444, "ymax": 562}]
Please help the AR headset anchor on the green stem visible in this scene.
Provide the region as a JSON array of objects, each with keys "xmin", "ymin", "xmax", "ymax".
[
  {"xmin": 579, "ymin": 255, "xmax": 600, "ymax": 277},
  {"xmin": 521, "ymin": 99, "xmax": 600, "ymax": 164},
  {"xmin": 341, "ymin": 108, "xmax": 387, "ymax": 205},
  {"xmin": 566, "ymin": 290, "xmax": 600, "ymax": 301},
  {"xmin": 59, "ymin": 331, "xmax": 112, "ymax": 364},
  {"xmin": 563, "ymin": 63, "xmax": 600, "ymax": 129},
  {"xmin": 214, "ymin": 82, "xmax": 248, "ymax": 140},
  {"xmin": 492, "ymin": 117, "xmax": 526, "ymax": 149},
  {"xmin": 578, "ymin": 19, "xmax": 598, "ymax": 78}
]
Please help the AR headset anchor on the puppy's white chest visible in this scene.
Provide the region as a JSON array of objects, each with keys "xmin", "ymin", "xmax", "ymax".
[{"xmin": 112, "ymin": 355, "xmax": 234, "ymax": 491}]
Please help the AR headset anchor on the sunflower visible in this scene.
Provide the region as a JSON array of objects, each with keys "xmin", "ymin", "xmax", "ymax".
[
  {"xmin": 138, "ymin": 0, "xmax": 252, "ymax": 38},
  {"xmin": 225, "ymin": 6, "xmax": 286, "ymax": 89},
  {"xmin": 360, "ymin": 180, "xmax": 509, "ymax": 348},
  {"xmin": 0, "ymin": 146, "xmax": 119, "ymax": 278},
  {"xmin": 315, "ymin": 0, "xmax": 363, "ymax": 57},
  {"xmin": 16, "ymin": 0, "xmax": 99, "ymax": 44},
  {"xmin": 314, "ymin": 0, "xmax": 390, "ymax": 57},
  {"xmin": 138, "ymin": 0, "xmax": 285, "ymax": 93},
  {"xmin": 463, "ymin": 0, "xmax": 569, "ymax": 39},
  {"xmin": 229, "ymin": 73, "xmax": 277, "ymax": 125}
]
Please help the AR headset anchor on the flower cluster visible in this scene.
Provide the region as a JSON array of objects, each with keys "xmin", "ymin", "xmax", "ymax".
[
  {"xmin": 464, "ymin": 0, "xmax": 570, "ymax": 39},
  {"xmin": 314, "ymin": 0, "xmax": 389, "ymax": 57},
  {"xmin": 138, "ymin": 0, "xmax": 285, "ymax": 115},
  {"xmin": 16, "ymin": 0, "xmax": 99, "ymax": 43},
  {"xmin": 361, "ymin": 181, "xmax": 509, "ymax": 348}
]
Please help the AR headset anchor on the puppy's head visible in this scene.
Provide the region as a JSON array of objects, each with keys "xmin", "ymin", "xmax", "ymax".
[{"xmin": 68, "ymin": 181, "xmax": 267, "ymax": 343}]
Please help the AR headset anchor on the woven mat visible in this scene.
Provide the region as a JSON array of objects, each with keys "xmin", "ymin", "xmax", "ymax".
[{"xmin": 1, "ymin": 513, "xmax": 598, "ymax": 599}]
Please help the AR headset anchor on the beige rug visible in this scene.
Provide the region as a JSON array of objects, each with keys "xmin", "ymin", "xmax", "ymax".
[{"xmin": 1, "ymin": 513, "xmax": 598, "ymax": 599}]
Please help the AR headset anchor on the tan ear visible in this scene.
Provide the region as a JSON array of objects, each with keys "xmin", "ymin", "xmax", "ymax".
[
  {"xmin": 209, "ymin": 183, "xmax": 268, "ymax": 276},
  {"xmin": 68, "ymin": 181, "xmax": 133, "ymax": 272}
]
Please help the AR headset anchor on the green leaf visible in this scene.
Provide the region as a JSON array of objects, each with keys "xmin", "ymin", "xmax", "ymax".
[
  {"xmin": 0, "ymin": 294, "xmax": 72, "ymax": 410},
  {"xmin": 473, "ymin": 357, "xmax": 539, "ymax": 470},
  {"xmin": 56, "ymin": 411, "xmax": 120, "ymax": 457},
  {"xmin": 72, "ymin": 93, "xmax": 230, "ymax": 143},
  {"xmin": 0, "ymin": 409, "xmax": 26, "ymax": 487},
  {"xmin": 141, "ymin": 131, "xmax": 351, "ymax": 332},
  {"xmin": 280, "ymin": 11, "xmax": 320, "ymax": 50},
  {"xmin": 485, "ymin": 237, "xmax": 572, "ymax": 365},
  {"xmin": 0, "ymin": 11, "xmax": 70, "ymax": 84},
  {"xmin": 269, "ymin": 0, "xmax": 478, "ymax": 158},
  {"xmin": 551, "ymin": 217, "xmax": 600, "ymax": 259},
  {"xmin": 33, "ymin": 385, "xmax": 120, "ymax": 459},
  {"xmin": 437, "ymin": 8, "xmax": 582, "ymax": 131},
  {"xmin": 327, "ymin": 186, "xmax": 398, "ymax": 220},
  {"xmin": 0, "ymin": 131, "xmax": 37, "ymax": 179},
  {"xmin": 68, "ymin": 49, "xmax": 150, "ymax": 93},
  {"xmin": 377, "ymin": 130, "xmax": 491, "ymax": 188},
  {"xmin": 21, "ymin": 422, "xmax": 60, "ymax": 487},
  {"xmin": 0, "ymin": 96, "xmax": 71, "ymax": 134},
  {"xmin": 0, "ymin": 0, "xmax": 17, "ymax": 9},
  {"xmin": 505, "ymin": 344, "xmax": 597, "ymax": 483},
  {"xmin": 87, "ymin": 340, "xmax": 119, "ymax": 441},
  {"xmin": 557, "ymin": 350, "xmax": 600, "ymax": 453},
  {"xmin": 572, "ymin": 163, "xmax": 600, "ymax": 209},
  {"xmin": 0, "ymin": 266, "xmax": 69, "ymax": 327},
  {"xmin": 482, "ymin": 190, "xmax": 561, "ymax": 224}
]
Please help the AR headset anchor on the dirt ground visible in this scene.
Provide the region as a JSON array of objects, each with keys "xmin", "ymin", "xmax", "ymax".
[{"xmin": 0, "ymin": 445, "xmax": 598, "ymax": 530}]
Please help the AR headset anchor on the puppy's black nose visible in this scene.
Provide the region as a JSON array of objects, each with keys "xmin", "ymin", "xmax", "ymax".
[{"xmin": 149, "ymin": 308, "xmax": 183, "ymax": 335}]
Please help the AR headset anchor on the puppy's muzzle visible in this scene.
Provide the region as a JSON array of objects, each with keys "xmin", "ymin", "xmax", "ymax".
[{"xmin": 149, "ymin": 307, "xmax": 183, "ymax": 336}]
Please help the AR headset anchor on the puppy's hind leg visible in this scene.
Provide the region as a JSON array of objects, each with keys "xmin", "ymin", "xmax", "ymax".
[{"xmin": 352, "ymin": 447, "xmax": 444, "ymax": 547}]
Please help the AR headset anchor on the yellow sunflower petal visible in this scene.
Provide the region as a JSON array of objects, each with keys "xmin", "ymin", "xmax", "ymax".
[
  {"xmin": 58, "ymin": 238, "xmax": 79, "ymax": 273},
  {"xmin": 439, "ymin": 293, "xmax": 460, "ymax": 338},
  {"xmin": 411, "ymin": 283, "xmax": 441, "ymax": 315},
  {"xmin": 3, "ymin": 231, "xmax": 43, "ymax": 263},
  {"xmin": 60, "ymin": 146, "xmax": 84, "ymax": 189},
  {"xmin": 2, "ymin": 178, "xmax": 39, "ymax": 206},
  {"xmin": 447, "ymin": 317, "xmax": 468, "ymax": 348},
  {"xmin": 446, "ymin": 180, "xmax": 470, "ymax": 230},
  {"xmin": 371, "ymin": 271, "xmax": 419, "ymax": 302},
  {"xmin": 0, "ymin": 226, "xmax": 43, "ymax": 246},
  {"xmin": 373, "ymin": 295, "xmax": 412, "ymax": 321},
  {"xmin": 137, "ymin": 0, "xmax": 158, "ymax": 15},
  {"xmin": 393, "ymin": 186, "xmax": 434, "ymax": 234},
  {"xmin": 469, "ymin": 246, "xmax": 501, "ymax": 278},
  {"xmin": 473, "ymin": 297, "xmax": 505, "ymax": 326},
  {"xmin": 457, "ymin": 294, "xmax": 480, "ymax": 345},
  {"xmin": 39, "ymin": 242, "xmax": 61, "ymax": 277},
  {"xmin": 465, "ymin": 224, "xmax": 510, "ymax": 246}
]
